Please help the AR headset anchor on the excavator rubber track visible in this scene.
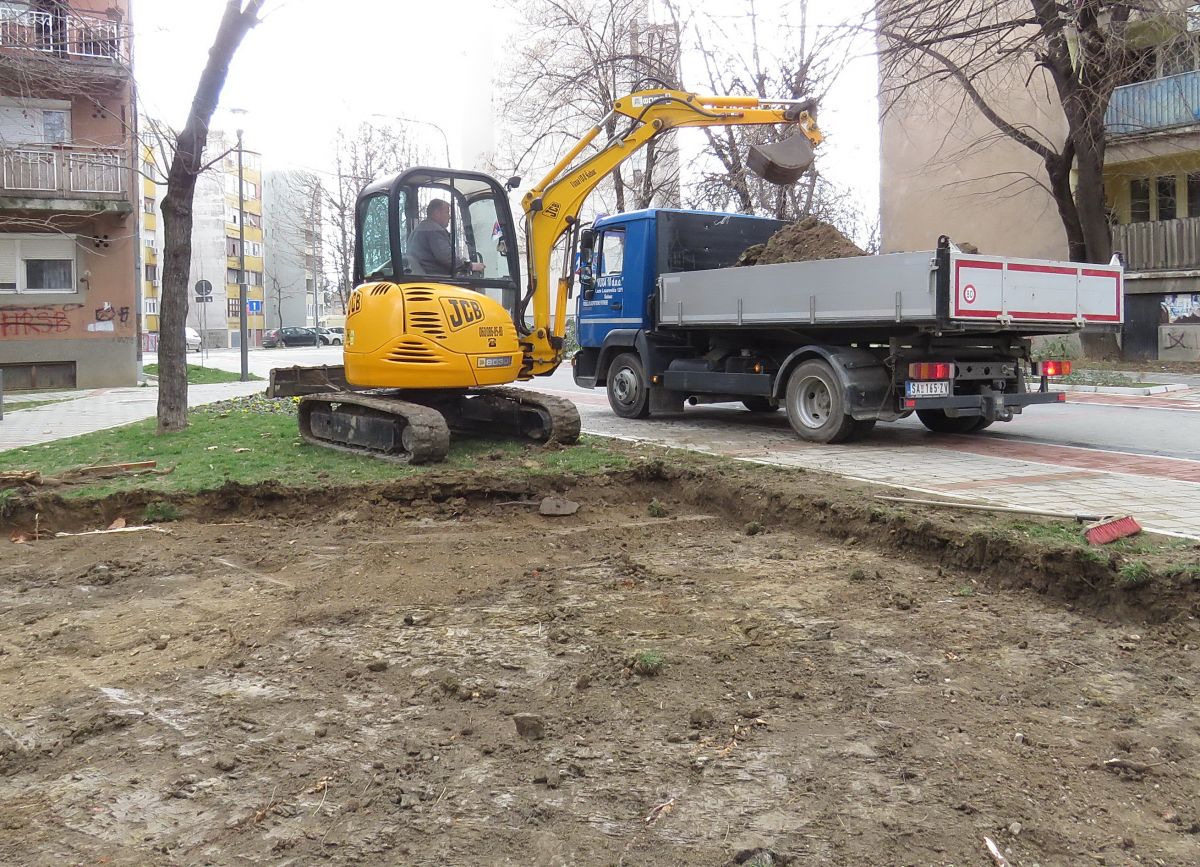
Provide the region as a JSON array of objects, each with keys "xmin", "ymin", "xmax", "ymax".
[
  {"xmin": 297, "ymin": 392, "xmax": 451, "ymax": 464},
  {"xmin": 447, "ymin": 386, "xmax": 582, "ymax": 445}
]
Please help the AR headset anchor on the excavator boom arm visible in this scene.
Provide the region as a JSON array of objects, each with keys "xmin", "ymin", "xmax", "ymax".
[{"xmin": 518, "ymin": 89, "xmax": 823, "ymax": 375}]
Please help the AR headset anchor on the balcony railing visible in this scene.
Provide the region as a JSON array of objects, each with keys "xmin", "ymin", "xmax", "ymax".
[
  {"xmin": 1113, "ymin": 216, "xmax": 1200, "ymax": 271},
  {"xmin": 1, "ymin": 146, "xmax": 125, "ymax": 197},
  {"xmin": 0, "ymin": 8, "xmax": 130, "ymax": 65},
  {"xmin": 1106, "ymin": 70, "xmax": 1200, "ymax": 136}
]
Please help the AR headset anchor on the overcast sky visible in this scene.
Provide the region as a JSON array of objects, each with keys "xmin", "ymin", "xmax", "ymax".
[{"xmin": 133, "ymin": 0, "xmax": 878, "ymax": 228}]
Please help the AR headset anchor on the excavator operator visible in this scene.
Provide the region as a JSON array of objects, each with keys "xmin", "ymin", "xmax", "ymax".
[{"xmin": 406, "ymin": 199, "xmax": 485, "ymax": 276}]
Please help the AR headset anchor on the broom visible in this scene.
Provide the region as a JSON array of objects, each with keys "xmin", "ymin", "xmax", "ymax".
[{"xmin": 874, "ymin": 496, "xmax": 1143, "ymax": 545}]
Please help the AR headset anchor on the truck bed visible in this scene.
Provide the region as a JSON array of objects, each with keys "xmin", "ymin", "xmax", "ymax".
[{"xmin": 656, "ymin": 248, "xmax": 1123, "ymax": 334}]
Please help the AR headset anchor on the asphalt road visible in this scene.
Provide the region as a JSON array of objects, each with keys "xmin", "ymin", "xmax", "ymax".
[{"xmin": 185, "ymin": 346, "xmax": 1200, "ymax": 461}]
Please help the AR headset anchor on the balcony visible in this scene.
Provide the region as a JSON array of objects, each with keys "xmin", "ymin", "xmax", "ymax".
[
  {"xmin": 1113, "ymin": 216, "xmax": 1200, "ymax": 271},
  {"xmin": 1105, "ymin": 71, "xmax": 1200, "ymax": 137},
  {"xmin": 0, "ymin": 145, "xmax": 130, "ymax": 212},
  {"xmin": 0, "ymin": 8, "xmax": 130, "ymax": 67}
]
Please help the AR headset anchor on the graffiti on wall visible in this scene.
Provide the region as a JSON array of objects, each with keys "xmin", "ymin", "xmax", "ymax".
[
  {"xmin": 0, "ymin": 302, "xmax": 133, "ymax": 339},
  {"xmin": 0, "ymin": 303, "xmax": 84, "ymax": 337},
  {"xmin": 1161, "ymin": 293, "xmax": 1200, "ymax": 325}
]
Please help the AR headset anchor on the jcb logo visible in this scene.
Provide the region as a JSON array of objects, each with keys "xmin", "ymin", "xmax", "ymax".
[
  {"xmin": 348, "ymin": 292, "xmax": 362, "ymax": 315},
  {"xmin": 442, "ymin": 297, "xmax": 485, "ymax": 331}
]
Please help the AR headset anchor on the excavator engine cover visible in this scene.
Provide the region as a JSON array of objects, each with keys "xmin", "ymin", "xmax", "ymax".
[{"xmin": 748, "ymin": 131, "xmax": 816, "ymax": 185}]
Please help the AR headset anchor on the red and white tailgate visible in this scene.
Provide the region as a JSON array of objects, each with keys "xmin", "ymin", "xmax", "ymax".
[{"xmin": 951, "ymin": 253, "xmax": 1123, "ymax": 325}]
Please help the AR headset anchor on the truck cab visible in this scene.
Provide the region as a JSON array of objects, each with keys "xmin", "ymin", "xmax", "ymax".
[{"xmin": 574, "ymin": 208, "xmax": 784, "ymax": 383}]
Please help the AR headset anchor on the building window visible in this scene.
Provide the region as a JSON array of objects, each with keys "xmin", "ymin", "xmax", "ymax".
[
  {"xmin": 1188, "ymin": 173, "xmax": 1200, "ymax": 218},
  {"xmin": 144, "ymin": 196, "xmax": 154, "ymax": 213},
  {"xmin": 145, "ymin": 263, "xmax": 157, "ymax": 282},
  {"xmin": 228, "ymin": 298, "xmax": 242, "ymax": 318},
  {"xmin": 249, "ymin": 241, "xmax": 261, "ymax": 257},
  {"xmin": 247, "ymin": 269, "xmax": 263, "ymax": 286},
  {"xmin": 1153, "ymin": 176, "xmax": 1177, "ymax": 221},
  {"xmin": 227, "ymin": 207, "xmax": 239, "ymax": 225},
  {"xmin": 144, "ymin": 297, "xmax": 158, "ymax": 315},
  {"xmin": 227, "ymin": 238, "xmax": 240, "ymax": 257},
  {"xmin": 143, "ymin": 228, "xmax": 155, "ymax": 245},
  {"xmin": 1130, "ymin": 178, "xmax": 1151, "ymax": 223},
  {"xmin": 26, "ymin": 259, "xmax": 74, "ymax": 291},
  {"xmin": 1156, "ymin": 176, "xmax": 1178, "ymax": 221},
  {"xmin": 0, "ymin": 235, "xmax": 77, "ymax": 293},
  {"xmin": 42, "ymin": 110, "xmax": 68, "ymax": 144},
  {"xmin": 227, "ymin": 267, "xmax": 241, "ymax": 284}
]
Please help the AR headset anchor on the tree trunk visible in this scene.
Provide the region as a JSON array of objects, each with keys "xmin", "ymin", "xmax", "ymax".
[{"xmin": 157, "ymin": 0, "xmax": 263, "ymax": 432}]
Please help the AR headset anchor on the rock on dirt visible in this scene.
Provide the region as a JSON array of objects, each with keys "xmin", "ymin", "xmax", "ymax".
[
  {"xmin": 513, "ymin": 713, "xmax": 545, "ymax": 740},
  {"xmin": 738, "ymin": 216, "xmax": 865, "ymax": 266},
  {"xmin": 539, "ymin": 495, "xmax": 579, "ymax": 517}
]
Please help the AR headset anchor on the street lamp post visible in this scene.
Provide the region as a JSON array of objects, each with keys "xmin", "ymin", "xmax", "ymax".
[
  {"xmin": 370, "ymin": 113, "xmax": 452, "ymax": 167},
  {"xmin": 237, "ymin": 127, "xmax": 248, "ymax": 382}
]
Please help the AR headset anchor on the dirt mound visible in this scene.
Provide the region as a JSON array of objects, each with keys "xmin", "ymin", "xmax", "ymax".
[{"xmin": 738, "ymin": 216, "xmax": 865, "ymax": 266}]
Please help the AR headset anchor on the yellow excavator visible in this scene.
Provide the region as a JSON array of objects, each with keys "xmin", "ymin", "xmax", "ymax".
[{"xmin": 268, "ymin": 89, "xmax": 823, "ymax": 461}]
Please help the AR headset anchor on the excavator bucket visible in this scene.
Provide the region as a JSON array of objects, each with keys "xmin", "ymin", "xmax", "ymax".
[{"xmin": 748, "ymin": 131, "xmax": 816, "ymax": 185}]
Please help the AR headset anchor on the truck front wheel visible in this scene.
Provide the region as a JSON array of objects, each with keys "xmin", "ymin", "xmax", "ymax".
[
  {"xmin": 607, "ymin": 352, "xmax": 651, "ymax": 419},
  {"xmin": 785, "ymin": 360, "xmax": 857, "ymax": 443},
  {"xmin": 916, "ymin": 409, "xmax": 988, "ymax": 434}
]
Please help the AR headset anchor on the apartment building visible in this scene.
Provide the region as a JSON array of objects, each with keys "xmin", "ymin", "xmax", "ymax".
[
  {"xmin": 262, "ymin": 168, "xmax": 322, "ymax": 330},
  {"xmin": 1103, "ymin": 29, "xmax": 1200, "ymax": 361},
  {"xmin": 142, "ymin": 129, "xmax": 265, "ymax": 349},
  {"xmin": 138, "ymin": 142, "xmax": 157, "ymax": 348},
  {"xmin": 0, "ymin": 0, "xmax": 137, "ymax": 389},
  {"xmin": 880, "ymin": 8, "xmax": 1200, "ymax": 361}
]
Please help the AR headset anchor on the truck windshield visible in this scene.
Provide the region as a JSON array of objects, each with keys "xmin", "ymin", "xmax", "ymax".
[{"xmin": 657, "ymin": 211, "xmax": 786, "ymax": 274}]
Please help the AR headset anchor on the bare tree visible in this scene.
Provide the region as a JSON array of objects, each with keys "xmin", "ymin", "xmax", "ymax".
[
  {"xmin": 501, "ymin": 0, "xmax": 684, "ymax": 214},
  {"xmin": 872, "ymin": 1, "xmax": 1178, "ymax": 357},
  {"xmin": 157, "ymin": 0, "xmax": 264, "ymax": 432},
  {"xmin": 682, "ymin": 0, "xmax": 841, "ymax": 221},
  {"xmin": 320, "ymin": 122, "xmax": 421, "ymax": 312}
]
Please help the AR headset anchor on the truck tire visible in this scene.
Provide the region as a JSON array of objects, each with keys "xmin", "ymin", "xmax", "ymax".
[
  {"xmin": 742, "ymin": 397, "xmax": 779, "ymax": 413},
  {"xmin": 916, "ymin": 409, "xmax": 985, "ymax": 434},
  {"xmin": 607, "ymin": 352, "xmax": 651, "ymax": 419},
  {"xmin": 785, "ymin": 360, "xmax": 857, "ymax": 443}
]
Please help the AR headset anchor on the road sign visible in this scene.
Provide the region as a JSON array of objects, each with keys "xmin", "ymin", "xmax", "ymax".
[{"xmin": 195, "ymin": 279, "xmax": 213, "ymax": 302}]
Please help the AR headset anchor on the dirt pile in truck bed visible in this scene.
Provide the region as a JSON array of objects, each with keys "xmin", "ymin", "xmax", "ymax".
[{"xmin": 738, "ymin": 215, "xmax": 866, "ymax": 265}]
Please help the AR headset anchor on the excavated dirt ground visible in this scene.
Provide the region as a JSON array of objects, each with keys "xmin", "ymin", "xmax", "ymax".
[
  {"xmin": 1, "ymin": 464, "xmax": 1199, "ymax": 866},
  {"xmin": 738, "ymin": 217, "xmax": 866, "ymax": 266}
]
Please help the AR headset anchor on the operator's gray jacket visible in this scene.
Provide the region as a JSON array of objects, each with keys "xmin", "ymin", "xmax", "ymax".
[{"xmin": 406, "ymin": 218, "xmax": 454, "ymax": 275}]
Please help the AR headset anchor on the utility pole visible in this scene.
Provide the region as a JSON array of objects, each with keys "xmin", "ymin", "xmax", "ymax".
[{"xmin": 237, "ymin": 127, "xmax": 249, "ymax": 381}]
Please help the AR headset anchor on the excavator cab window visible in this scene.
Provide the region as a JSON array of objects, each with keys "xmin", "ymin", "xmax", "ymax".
[{"xmin": 359, "ymin": 193, "xmax": 393, "ymax": 281}]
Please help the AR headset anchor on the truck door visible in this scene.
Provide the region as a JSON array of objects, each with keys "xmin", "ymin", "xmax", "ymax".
[{"xmin": 579, "ymin": 227, "xmax": 637, "ymax": 347}]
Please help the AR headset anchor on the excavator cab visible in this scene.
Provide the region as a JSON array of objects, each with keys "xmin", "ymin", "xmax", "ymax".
[{"xmin": 354, "ymin": 167, "xmax": 523, "ymax": 315}]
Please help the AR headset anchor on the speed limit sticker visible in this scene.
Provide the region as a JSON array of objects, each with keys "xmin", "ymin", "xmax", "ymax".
[{"xmin": 963, "ymin": 284, "xmax": 977, "ymax": 304}]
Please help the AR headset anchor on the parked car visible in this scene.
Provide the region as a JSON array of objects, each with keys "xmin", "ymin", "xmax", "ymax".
[
  {"xmin": 264, "ymin": 326, "xmax": 318, "ymax": 348},
  {"xmin": 185, "ymin": 327, "xmax": 202, "ymax": 352},
  {"xmin": 318, "ymin": 327, "xmax": 343, "ymax": 346}
]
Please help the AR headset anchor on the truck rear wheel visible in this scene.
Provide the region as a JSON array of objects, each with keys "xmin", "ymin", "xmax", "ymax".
[
  {"xmin": 785, "ymin": 360, "xmax": 857, "ymax": 443},
  {"xmin": 916, "ymin": 409, "xmax": 986, "ymax": 434},
  {"xmin": 607, "ymin": 352, "xmax": 651, "ymax": 419}
]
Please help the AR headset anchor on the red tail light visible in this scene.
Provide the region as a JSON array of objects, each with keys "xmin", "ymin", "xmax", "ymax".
[
  {"xmin": 1036, "ymin": 360, "xmax": 1072, "ymax": 377},
  {"xmin": 908, "ymin": 362, "xmax": 953, "ymax": 380}
]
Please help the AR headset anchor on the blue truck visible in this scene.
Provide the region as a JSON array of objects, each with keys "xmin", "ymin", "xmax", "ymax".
[{"xmin": 570, "ymin": 208, "xmax": 1123, "ymax": 443}]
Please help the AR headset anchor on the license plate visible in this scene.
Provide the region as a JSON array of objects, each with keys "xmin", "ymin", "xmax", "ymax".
[
  {"xmin": 906, "ymin": 380, "xmax": 950, "ymax": 398},
  {"xmin": 477, "ymin": 356, "xmax": 513, "ymax": 369}
]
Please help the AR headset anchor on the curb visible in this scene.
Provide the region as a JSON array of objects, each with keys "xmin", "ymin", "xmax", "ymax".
[{"xmin": 1051, "ymin": 383, "xmax": 1191, "ymax": 396}]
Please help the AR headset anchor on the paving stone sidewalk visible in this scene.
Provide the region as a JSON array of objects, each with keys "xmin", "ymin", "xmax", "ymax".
[{"xmin": 0, "ymin": 380, "xmax": 265, "ymax": 452}]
